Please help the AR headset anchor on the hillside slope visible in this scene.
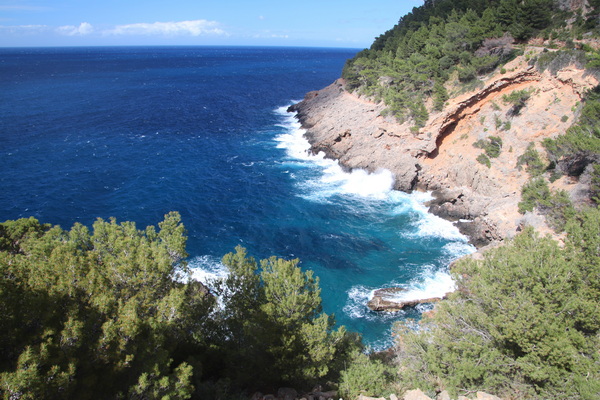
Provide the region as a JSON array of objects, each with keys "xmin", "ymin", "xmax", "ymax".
[{"xmin": 290, "ymin": 47, "xmax": 598, "ymax": 246}]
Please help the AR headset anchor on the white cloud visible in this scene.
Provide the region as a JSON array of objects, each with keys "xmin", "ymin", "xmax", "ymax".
[
  {"xmin": 105, "ymin": 19, "xmax": 226, "ymax": 37},
  {"xmin": 0, "ymin": 24, "xmax": 50, "ymax": 34},
  {"xmin": 57, "ymin": 22, "xmax": 93, "ymax": 36}
]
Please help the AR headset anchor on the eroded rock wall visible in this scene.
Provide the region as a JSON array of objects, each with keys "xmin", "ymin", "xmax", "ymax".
[{"xmin": 289, "ymin": 48, "xmax": 598, "ymax": 246}]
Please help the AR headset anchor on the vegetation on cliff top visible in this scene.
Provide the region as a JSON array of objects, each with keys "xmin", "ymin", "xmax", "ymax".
[{"xmin": 342, "ymin": 0, "xmax": 600, "ymax": 127}]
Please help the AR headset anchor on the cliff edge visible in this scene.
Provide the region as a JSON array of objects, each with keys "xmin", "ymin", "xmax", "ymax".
[{"xmin": 289, "ymin": 47, "xmax": 598, "ymax": 247}]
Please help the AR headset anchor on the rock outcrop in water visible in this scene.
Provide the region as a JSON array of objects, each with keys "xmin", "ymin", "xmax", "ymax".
[
  {"xmin": 289, "ymin": 47, "xmax": 598, "ymax": 247},
  {"xmin": 366, "ymin": 287, "xmax": 444, "ymax": 312}
]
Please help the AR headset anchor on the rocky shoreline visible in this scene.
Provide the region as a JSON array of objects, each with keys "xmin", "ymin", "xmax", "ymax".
[{"xmin": 288, "ymin": 48, "xmax": 598, "ymax": 248}]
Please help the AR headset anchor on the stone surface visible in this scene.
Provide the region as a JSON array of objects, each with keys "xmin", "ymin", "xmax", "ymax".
[
  {"xmin": 476, "ymin": 392, "xmax": 503, "ymax": 400},
  {"xmin": 278, "ymin": 388, "xmax": 298, "ymax": 400},
  {"xmin": 437, "ymin": 390, "xmax": 451, "ymax": 400},
  {"xmin": 367, "ymin": 287, "xmax": 444, "ymax": 312},
  {"xmin": 403, "ymin": 389, "xmax": 434, "ymax": 400}
]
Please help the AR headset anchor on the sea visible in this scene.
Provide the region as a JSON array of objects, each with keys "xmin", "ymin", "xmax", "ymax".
[{"xmin": 0, "ymin": 46, "xmax": 474, "ymax": 349}]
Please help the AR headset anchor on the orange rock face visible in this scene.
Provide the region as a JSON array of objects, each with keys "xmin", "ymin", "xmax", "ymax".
[{"xmin": 290, "ymin": 47, "xmax": 598, "ymax": 247}]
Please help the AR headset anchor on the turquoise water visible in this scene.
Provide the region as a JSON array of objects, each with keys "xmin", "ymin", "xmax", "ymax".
[{"xmin": 0, "ymin": 46, "xmax": 474, "ymax": 349}]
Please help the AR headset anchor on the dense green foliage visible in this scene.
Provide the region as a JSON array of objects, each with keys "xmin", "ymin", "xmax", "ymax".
[
  {"xmin": 543, "ymin": 84, "xmax": 600, "ymax": 182},
  {"xmin": 391, "ymin": 214, "xmax": 600, "ymax": 399},
  {"xmin": 338, "ymin": 351, "xmax": 395, "ymax": 400},
  {"xmin": 206, "ymin": 246, "xmax": 359, "ymax": 393},
  {"xmin": 0, "ymin": 216, "xmax": 359, "ymax": 399},
  {"xmin": 342, "ymin": 0, "xmax": 599, "ymax": 127},
  {"xmin": 517, "ymin": 142, "xmax": 546, "ymax": 176},
  {"xmin": 0, "ymin": 213, "xmax": 204, "ymax": 399}
]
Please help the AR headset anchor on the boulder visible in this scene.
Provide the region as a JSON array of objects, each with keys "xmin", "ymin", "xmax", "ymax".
[
  {"xmin": 437, "ymin": 391, "xmax": 451, "ymax": 400},
  {"xmin": 278, "ymin": 388, "xmax": 297, "ymax": 400},
  {"xmin": 367, "ymin": 287, "xmax": 444, "ymax": 312},
  {"xmin": 476, "ymin": 392, "xmax": 503, "ymax": 400},
  {"xmin": 403, "ymin": 389, "xmax": 434, "ymax": 400},
  {"xmin": 312, "ymin": 390, "xmax": 337, "ymax": 399}
]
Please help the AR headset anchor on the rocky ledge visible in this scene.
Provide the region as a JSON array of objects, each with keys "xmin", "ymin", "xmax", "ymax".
[
  {"xmin": 366, "ymin": 287, "xmax": 444, "ymax": 312},
  {"xmin": 359, "ymin": 389, "xmax": 503, "ymax": 400},
  {"xmin": 250, "ymin": 387, "xmax": 503, "ymax": 400},
  {"xmin": 288, "ymin": 48, "xmax": 598, "ymax": 247}
]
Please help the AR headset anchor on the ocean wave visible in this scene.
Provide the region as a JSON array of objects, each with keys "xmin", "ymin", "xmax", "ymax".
[
  {"xmin": 274, "ymin": 106, "xmax": 399, "ymax": 202},
  {"xmin": 343, "ymin": 285, "xmax": 405, "ymax": 321},
  {"xmin": 275, "ymin": 104, "xmax": 475, "ymax": 348},
  {"xmin": 397, "ymin": 196, "xmax": 470, "ymax": 242},
  {"xmin": 390, "ymin": 268, "xmax": 456, "ymax": 302},
  {"xmin": 187, "ymin": 255, "xmax": 229, "ymax": 289},
  {"xmin": 273, "ymin": 108, "xmax": 470, "ymax": 244},
  {"xmin": 442, "ymin": 241, "xmax": 476, "ymax": 260}
]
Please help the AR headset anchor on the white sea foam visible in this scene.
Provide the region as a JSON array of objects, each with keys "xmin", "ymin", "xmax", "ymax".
[
  {"xmin": 343, "ymin": 285, "xmax": 404, "ymax": 321},
  {"xmin": 277, "ymin": 104, "xmax": 475, "ymax": 331},
  {"xmin": 343, "ymin": 267, "xmax": 456, "ymax": 326},
  {"xmin": 442, "ymin": 241, "xmax": 476, "ymax": 260},
  {"xmin": 187, "ymin": 254, "xmax": 229, "ymax": 289},
  {"xmin": 395, "ymin": 194, "xmax": 471, "ymax": 242},
  {"xmin": 276, "ymin": 104, "xmax": 475, "ymax": 249},
  {"xmin": 389, "ymin": 269, "xmax": 456, "ymax": 302},
  {"xmin": 275, "ymin": 105, "xmax": 397, "ymax": 202}
]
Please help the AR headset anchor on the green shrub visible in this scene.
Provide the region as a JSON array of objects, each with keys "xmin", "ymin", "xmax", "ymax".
[
  {"xmin": 502, "ymin": 89, "xmax": 531, "ymax": 116},
  {"xmin": 474, "ymin": 136, "xmax": 503, "ymax": 159},
  {"xmin": 392, "ymin": 219, "xmax": 600, "ymax": 399},
  {"xmin": 519, "ymin": 177, "xmax": 551, "ymax": 213},
  {"xmin": 339, "ymin": 352, "xmax": 395, "ymax": 400},
  {"xmin": 458, "ymin": 65, "xmax": 477, "ymax": 83},
  {"xmin": 433, "ymin": 81, "xmax": 449, "ymax": 111},
  {"xmin": 476, "ymin": 153, "xmax": 491, "ymax": 168},
  {"xmin": 517, "ymin": 142, "xmax": 547, "ymax": 176},
  {"xmin": 519, "ymin": 177, "xmax": 576, "ymax": 230},
  {"xmin": 536, "ymin": 49, "xmax": 587, "ymax": 74},
  {"xmin": 591, "ymin": 164, "xmax": 600, "ymax": 204}
]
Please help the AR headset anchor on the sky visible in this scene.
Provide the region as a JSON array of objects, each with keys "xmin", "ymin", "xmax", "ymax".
[{"xmin": 0, "ymin": 0, "xmax": 424, "ymax": 48}]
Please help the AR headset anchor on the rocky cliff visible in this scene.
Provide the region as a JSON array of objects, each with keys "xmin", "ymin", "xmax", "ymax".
[{"xmin": 289, "ymin": 47, "xmax": 598, "ymax": 247}]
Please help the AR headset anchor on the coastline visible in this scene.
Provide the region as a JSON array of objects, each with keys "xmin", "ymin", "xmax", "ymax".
[
  {"xmin": 288, "ymin": 51, "xmax": 598, "ymax": 248},
  {"xmin": 287, "ymin": 79, "xmax": 501, "ymax": 248}
]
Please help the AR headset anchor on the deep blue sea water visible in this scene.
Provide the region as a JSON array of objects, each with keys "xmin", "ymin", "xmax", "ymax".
[{"xmin": 0, "ymin": 46, "xmax": 474, "ymax": 349}]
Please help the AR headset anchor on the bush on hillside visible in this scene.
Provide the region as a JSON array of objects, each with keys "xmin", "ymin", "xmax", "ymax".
[{"xmin": 391, "ymin": 220, "xmax": 600, "ymax": 399}]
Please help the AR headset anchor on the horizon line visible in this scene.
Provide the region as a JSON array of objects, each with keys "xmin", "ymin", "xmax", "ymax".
[{"xmin": 0, "ymin": 43, "xmax": 366, "ymax": 50}]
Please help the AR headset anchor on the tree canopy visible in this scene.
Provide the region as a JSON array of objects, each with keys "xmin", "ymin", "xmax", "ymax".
[
  {"xmin": 342, "ymin": 0, "xmax": 599, "ymax": 127},
  {"xmin": 0, "ymin": 215, "xmax": 359, "ymax": 399},
  {"xmin": 390, "ymin": 212, "xmax": 600, "ymax": 399}
]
